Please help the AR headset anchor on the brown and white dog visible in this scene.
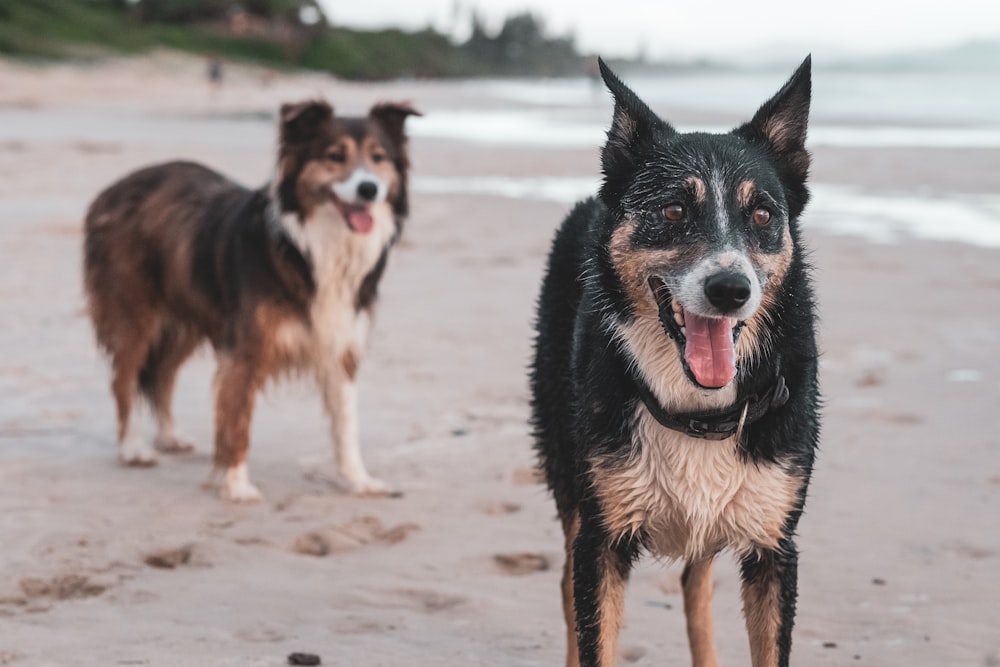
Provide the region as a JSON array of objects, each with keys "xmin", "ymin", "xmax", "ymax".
[{"xmin": 83, "ymin": 100, "xmax": 419, "ymax": 501}]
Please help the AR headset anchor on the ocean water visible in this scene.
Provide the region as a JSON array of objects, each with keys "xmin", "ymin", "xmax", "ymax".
[
  {"xmin": 469, "ymin": 67, "xmax": 1000, "ymax": 128},
  {"xmin": 409, "ymin": 59, "xmax": 1000, "ymax": 248},
  {"xmin": 413, "ymin": 177, "xmax": 1000, "ymax": 248},
  {"xmin": 410, "ymin": 62, "xmax": 1000, "ymax": 147},
  {"xmin": 409, "ymin": 110, "xmax": 1000, "ymax": 149},
  {"xmin": 2, "ymin": 55, "xmax": 997, "ymax": 248}
]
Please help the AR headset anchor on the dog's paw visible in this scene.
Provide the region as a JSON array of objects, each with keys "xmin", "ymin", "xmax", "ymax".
[
  {"xmin": 153, "ymin": 434, "xmax": 195, "ymax": 455},
  {"xmin": 220, "ymin": 479, "xmax": 264, "ymax": 503},
  {"xmin": 304, "ymin": 465, "xmax": 400, "ymax": 498},
  {"xmin": 210, "ymin": 463, "xmax": 265, "ymax": 503},
  {"xmin": 118, "ymin": 440, "xmax": 158, "ymax": 467},
  {"xmin": 344, "ymin": 474, "xmax": 400, "ymax": 498}
]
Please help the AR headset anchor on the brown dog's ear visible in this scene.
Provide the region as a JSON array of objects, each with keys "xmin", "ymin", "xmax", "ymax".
[
  {"xmin": 368, "ymin": 101, "xmax": 421, "ymax": 150},
  {"xmin": 279, "ymin": 100, "xmax": 333, "ymax": 145}
]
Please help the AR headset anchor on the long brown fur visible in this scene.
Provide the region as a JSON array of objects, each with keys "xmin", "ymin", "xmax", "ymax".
[{"xmin": 83, "ymin": 100, "xmax": 419, "ymax": 501}]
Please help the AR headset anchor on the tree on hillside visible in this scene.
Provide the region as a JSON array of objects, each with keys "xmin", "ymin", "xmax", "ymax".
[{"xmin": 461, "ymin": 10, "xmax": 579, "ymax": 76}]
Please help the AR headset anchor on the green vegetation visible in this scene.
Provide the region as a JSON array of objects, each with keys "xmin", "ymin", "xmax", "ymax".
[
  {"xmin": 0, "ymin": 0, "xmax": 586, "ymax": 79},
  {"xmin": 0, "ymin": 0, "xmax": 150, "ymax": 57}
]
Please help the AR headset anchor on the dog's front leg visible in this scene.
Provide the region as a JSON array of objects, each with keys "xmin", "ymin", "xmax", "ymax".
[
  {"xmin": 683, "ymin": 557, "xmax": 721, "ymax": 667},
  {"xmin": 572, "ymin": 511, "xmax": 634, "ymax": 667},
  {"xmin": 740, "ymin": 541, "xmax": 799, "ymax": 667},
  {"xmin": 316, "ymin": 356, "xmax": 392, "ymax": 496},
  {"xmin": 213, "ymin": 355, "xmax": 264, "ymax": 502}
]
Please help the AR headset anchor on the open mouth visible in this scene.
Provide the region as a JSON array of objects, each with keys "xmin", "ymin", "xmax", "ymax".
[
  {"xmin": 648, "ymin": 276, "xmax": 743, "ymax": 390},
  {"xmin": 331, "ymin": 197, "xmax": 374, "ymax": 234}
]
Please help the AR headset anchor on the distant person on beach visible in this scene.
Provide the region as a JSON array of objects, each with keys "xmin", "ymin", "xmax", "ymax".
[{"xmin": 207, "ymin": 55, "xmax": 224, "ymax": 92}]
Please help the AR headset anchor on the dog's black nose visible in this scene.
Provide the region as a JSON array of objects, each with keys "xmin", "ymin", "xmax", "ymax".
[
  {"xmin": 704, "ymin": 273, "xmax": 751, "ymax": 312},
  {"xmin": 357, "ymin": 181, "xmax": 378, "ymax": 202}
]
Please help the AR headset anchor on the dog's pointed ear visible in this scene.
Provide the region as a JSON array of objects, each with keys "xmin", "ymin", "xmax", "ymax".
[
  {"xmin": 735, "ymin": 56, "xmax": 811, "ymax": 180},
  {"xmin": 369, "ymin": 102, "xmax": 421, "ymax": 222},
  {"xmin": 369, "ymin": 102, "xmax": 422, "ymax": 150},
  {"xmin": 600, "ymin": 57, "xmax": 673, "ymax": 153},
  {"xmin": 280, "ymin": 100, "xmax": 333, "ymax": 146},
  {"xmin": 598, "ymin": 57, "xmax": 673, "ymax": 209}
]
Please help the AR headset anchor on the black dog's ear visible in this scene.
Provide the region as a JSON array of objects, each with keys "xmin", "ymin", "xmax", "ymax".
[
  {"xmin": 369, "ymin": 101, "xmax": 422, "ymax": 151},
  {"xmin": 599, "ymin": 57, "xmax": 673, "ymax": 151},
  {"xmin": 279, "ymin": 100, "xmax": 333, "ymax": 145},
  {"xmin": 735, "ymin": 56, "xmax": 811, "ymax": 182},
  {"xmin": 598, "ymin": 58, "xmax": 673, "ymax": 208}
]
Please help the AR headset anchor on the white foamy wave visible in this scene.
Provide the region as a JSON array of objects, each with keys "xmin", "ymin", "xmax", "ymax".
[
  {"xmin": 414, "ymin": 176, "xmax": 1000, "ymax": 248},
  {"xmin": 409, "ymin": 110, "xmax": 1000, "ymax": 149},
  {"xmin": 810, "ymin": 125, "xmax": 1000, "ymax": 149},
  {"xmin": 809, "ymin": 185, "xmax": 1000, "ymax": 247},
  {"xmin": 414, "ymin": 175, "xmax": 599, "ymax": 204},
  {"xmin": 409, "ymin": 111, "xmax": 605, "ymax": 148}
]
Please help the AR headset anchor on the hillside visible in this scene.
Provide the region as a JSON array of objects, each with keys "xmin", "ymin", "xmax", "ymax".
[{"xmin": 0, "ymin": 0, "xmax": 585, "ymax": 79}]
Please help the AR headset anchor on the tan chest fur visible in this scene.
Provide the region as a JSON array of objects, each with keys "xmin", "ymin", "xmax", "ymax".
[
  {"xmin": 593, "ymin": 408, "xmax": 800, "ymax": 561},
  {"xmin": 595, "ymin": 318, "xmax": 801, "ymax": 561}
]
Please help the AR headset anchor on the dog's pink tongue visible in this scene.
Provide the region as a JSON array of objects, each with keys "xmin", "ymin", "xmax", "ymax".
[
  {"xmin": 683, "ymin": 312, "xmax": 736, "ymax": 388},
  {"xmin": 347, "ymin": 209, "xmax": 374, "ymax": 234}
]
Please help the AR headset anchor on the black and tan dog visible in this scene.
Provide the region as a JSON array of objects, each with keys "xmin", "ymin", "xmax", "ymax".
[
  {"xmin": 84, "ymin": 100, "xmax": 419, "ymax": 501},
  {"xmin": 531, "ymin": 58, "xmax": 819, "ymax": 666}
]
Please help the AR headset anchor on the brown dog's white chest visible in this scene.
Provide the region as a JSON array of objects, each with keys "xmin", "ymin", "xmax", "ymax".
[
  {"xmin": 272, "ymin": 203, "xmax": 394, "ymax": 365},
  {"xmin": 592, "ymin": 409, "xmax": 800, "ymax": 561}
]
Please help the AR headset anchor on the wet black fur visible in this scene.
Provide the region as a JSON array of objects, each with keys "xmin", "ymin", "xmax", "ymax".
[{"xmin": 531, "ymin": 57, "xmax": 819, "ymax": 666}]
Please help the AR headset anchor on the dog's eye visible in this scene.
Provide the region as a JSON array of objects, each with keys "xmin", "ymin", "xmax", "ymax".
[
  {"xmin": 371, "ymin": 152, "xmax": 388, "ymax": 164},
  {"xmin": 325, "ymin": 152, "xmax": 346, "ymax": 163},
  {"xmin": 663, "ymin": 203, "xmax": 685, "ymax": 222},
  {"xmin": 752, "ymin": 207, "xmax": 772, "ymax": 226}
]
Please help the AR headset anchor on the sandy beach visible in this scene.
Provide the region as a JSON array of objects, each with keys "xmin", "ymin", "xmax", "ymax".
[{"xmin": 1, "ymin": 54, "xmax": 998, "ymax": 666}]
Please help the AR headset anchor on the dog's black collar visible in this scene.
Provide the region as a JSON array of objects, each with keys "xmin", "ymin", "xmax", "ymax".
[{"xmin": 632, "ymin": 370, "xmax": 789, "ymax": 441}]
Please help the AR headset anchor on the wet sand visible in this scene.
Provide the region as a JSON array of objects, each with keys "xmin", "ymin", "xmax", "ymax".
[{"xmin": 0, "ymin": 54, "xmax": 998, "ymax": 666}]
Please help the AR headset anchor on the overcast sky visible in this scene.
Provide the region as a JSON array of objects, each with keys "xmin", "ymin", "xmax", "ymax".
[{"xmin": 317, "ymin": 0, "xmax": 1000, "ymax": 60}]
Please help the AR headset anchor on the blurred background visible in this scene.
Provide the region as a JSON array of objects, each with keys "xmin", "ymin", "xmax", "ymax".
[{"xmin": 0, "ymin": 1, "xmax": 998, "ymax": 666}]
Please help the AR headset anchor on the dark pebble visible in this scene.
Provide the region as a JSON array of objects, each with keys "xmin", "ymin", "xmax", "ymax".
[
  {"xmin": 822, "ymin": 642, "xmax": 838, "ymax": 649},
  {"xmin": 288, "ymin": 653, "xmax": 321, "ymax": 666},
  {"xmin": 871, "ymin": 577, "xmax": 887, "ymax": 586}
]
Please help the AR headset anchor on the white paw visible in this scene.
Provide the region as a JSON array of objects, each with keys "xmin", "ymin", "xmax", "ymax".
[
  {"xmin": 154, "ymin": 434, "xmax": 195, "ymax": 454},
  {"xmin": 220, "ymin": 478, "xmax": 264, "ymax": 503},
  {"xmin": 304, "ymin": 464, "xmax": 398, "ymax": 497},
  {"xmin": 344, "ymin": 473, "xmax": 396, "ymax": 497},
  {"xmin": 218, "ymin": 463, "xmax": 264, "ymax": 503},
  {"xmin": 119, "ymin": 439, "xmax": 158, "ymax": 467}
]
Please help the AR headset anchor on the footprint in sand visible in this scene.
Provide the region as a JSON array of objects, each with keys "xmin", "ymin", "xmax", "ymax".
[
  {"xmin": 393, "ymin": 588, "xmax": 466, "ymax": 612},
  {"xmin": 6, "ymin": 573, "xmax": 110, "ymax": 612},
  {"xmin": 236, "ymin": 626, "xmax": 286, "ymax": 643},
  {"xmin": 620, "ymin": 646, "xmax": 647, "ymax": 663},
  {"xmin": 480, "ymin": 501, "xmax": 522, "ymax": 515},
  {"xmin": 493, "ymin": 552, "xmax": 550, "ymax": 575},
  {"xmin": 290, "ymin": 516, "xmax": 421, "ymax": 557},
  {"xmin": 143, "ymin": 545, "xmax": 194, "ymax": 569},
  {"xmin": 20, "ymin": 574, "xmax": 108, "ymax": 600}
]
